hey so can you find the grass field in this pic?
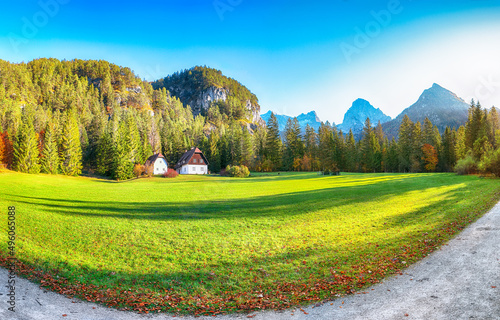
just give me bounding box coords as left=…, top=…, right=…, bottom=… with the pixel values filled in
left=0, top=171, right=499, bottom=315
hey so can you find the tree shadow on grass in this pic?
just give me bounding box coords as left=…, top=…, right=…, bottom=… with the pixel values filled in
left=5, top=174, right=472, bottom=222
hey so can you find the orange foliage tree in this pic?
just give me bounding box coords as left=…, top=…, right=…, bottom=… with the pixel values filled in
left=422, top=143, right=438, bottom=172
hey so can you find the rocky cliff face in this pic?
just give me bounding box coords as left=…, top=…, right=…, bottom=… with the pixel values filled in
left=194, top=86, right=264, bottom=126
left=337, top=99, right=391, bottom=134
left=151, top=66, right=265, bottom=128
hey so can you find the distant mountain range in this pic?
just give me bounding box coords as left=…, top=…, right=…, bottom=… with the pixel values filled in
left=261, top=83, right=471, bottom=138
left=260, top=110, right=323, bottom=132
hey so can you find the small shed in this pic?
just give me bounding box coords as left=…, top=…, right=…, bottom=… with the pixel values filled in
left=175, top=147, right=209, bottom=175
left=144, top=153, right=169, bottom=175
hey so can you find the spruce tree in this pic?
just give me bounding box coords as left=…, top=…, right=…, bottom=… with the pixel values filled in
left=265, top=113, right=282, bottom=170
left=112, top=121, right=134, bottom=180
left=60, top=111, right=82, bottom=176
left=96, top=128, right=114, bottom=176
left=13, top=113, right=41, bottom=174
left=397, top=115, right=414, bottom=172
left=345, top=129, right=357, bottom=172
left=41, top=121, right=60, bottom=174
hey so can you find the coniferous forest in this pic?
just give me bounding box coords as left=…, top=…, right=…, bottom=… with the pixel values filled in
left=1, top=58, right=499, bottom=179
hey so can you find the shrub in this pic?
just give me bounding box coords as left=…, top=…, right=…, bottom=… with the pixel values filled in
left=454, top=153, right=477, bottom=175
left=225, top=165, right=250, bottom=178
left=478, top=148, right=500, bottom=176
left=163, top=168, right=179, bottom=178
left=133, top=164, right=145, bottom=178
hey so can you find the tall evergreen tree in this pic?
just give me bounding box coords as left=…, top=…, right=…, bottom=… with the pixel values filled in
left=40, top=120, right=60, bottom=174
left=59, top=110, right=82, bottom=176
left=265, top=113, right=282, bottom=170
left=345, top=129, right=358, bottom=172
left=13, top=112, right=41, bottom=174
left=398, top=115, right=414, bottom=172
left=439, top=126, right=456, bottom=172
left=318, top=122, right=334, bottom=170
left=112, top=120, right=134, bottom=180
left=455, top=126, right=467, bottom=161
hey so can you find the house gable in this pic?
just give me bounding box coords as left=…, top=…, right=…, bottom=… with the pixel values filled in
left=175, top=147, right=209, bottom=175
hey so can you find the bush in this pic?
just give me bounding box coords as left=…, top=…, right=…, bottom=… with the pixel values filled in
left=478, top=148, right=500, bottom=176
left=225, top=165, right=250, bottom=178
left=454, top=153, right=478, bottom=175
left=163, top=168, right=179, bottom=178
left=133, top=164, right=145, bottom=178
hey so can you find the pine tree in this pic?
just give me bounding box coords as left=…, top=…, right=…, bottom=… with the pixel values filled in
left=40, top=121, right=60, bottom=174
left=345, top=129, right=357, bottom=172
left=13, top=113, right=41, bottom=174
left=304, top=124, right=317, bottom=159
left=265, top=113, right=282, bottom=170
left=112, top=120, right=133, bottom=180
left=386, top=137, right=399, bottom=172
left=465, top=100, right=483, bottom=151
left=397, top=115, right=414, bottom=172
left=60, top=111, right=82, bottom=176
left=125, top=111, right=141, bottom=163
left=439, top=127, right=456, bottom=172
left=455, top=126, right=467, bottom=161
left=333, top=129, right=345, bottom=171
left=361, top=118, right=380, bottom=172
left=138, top=131, right=153, bottom=165
left=488, top=106, right=499, bottom=147
left=240, top=128, right=253, bottom=167
left=318, top=122, right=334, bottom=171
left=96, top=128, right=114, bottom=176
left=208, top=129, right=221, bottom=173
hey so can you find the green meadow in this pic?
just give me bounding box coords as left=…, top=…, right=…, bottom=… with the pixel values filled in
left=0, top=171, right=499, bottom=315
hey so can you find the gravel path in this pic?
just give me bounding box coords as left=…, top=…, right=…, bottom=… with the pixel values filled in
left=2, top=202, right=499, bottom=320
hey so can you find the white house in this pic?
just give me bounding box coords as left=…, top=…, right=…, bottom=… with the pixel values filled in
left=175, top=147, right=209, bottom=175
left=144, top=153, right=169, bottom=175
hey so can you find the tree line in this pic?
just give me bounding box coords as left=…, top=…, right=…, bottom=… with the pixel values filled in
left=255, top=101, right=499, bottom=175
left=1, top=58, right=499, bottom=178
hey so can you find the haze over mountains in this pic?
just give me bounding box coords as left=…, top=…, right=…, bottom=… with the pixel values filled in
left=261, top=83, right=471, bottom=138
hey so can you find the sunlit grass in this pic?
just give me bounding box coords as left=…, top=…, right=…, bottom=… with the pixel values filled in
left=0, top=171, right=498, bottom=314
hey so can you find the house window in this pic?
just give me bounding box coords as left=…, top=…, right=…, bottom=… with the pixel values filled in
left=193, top=159, right=197, bottom=163
left=200, top=167, right=203, bottom=172
left=192, top=167, right=195, bottom=172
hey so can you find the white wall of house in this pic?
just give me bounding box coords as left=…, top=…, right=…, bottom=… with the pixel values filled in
left=179, top=164, right=207, bottom=175
left=153, top=158, right=168, bottom=175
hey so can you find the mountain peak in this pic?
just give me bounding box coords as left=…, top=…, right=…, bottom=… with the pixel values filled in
left=337, top=99, right=391, bottom=133
left=381, top=83, right=470, bottom=138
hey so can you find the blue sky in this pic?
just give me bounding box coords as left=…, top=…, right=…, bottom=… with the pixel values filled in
left=1, top=0, right=500, bottom=124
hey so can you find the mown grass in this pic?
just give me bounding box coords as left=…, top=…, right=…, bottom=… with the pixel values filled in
left=0, top=171, right=499, bottom=315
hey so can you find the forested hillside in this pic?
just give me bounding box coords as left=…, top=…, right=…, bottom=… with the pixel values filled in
left=0, top=58, right=262, bottom=179
left=1, top=58, right=499, bottom=179
left=152, top=66, right=263, bottom=125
